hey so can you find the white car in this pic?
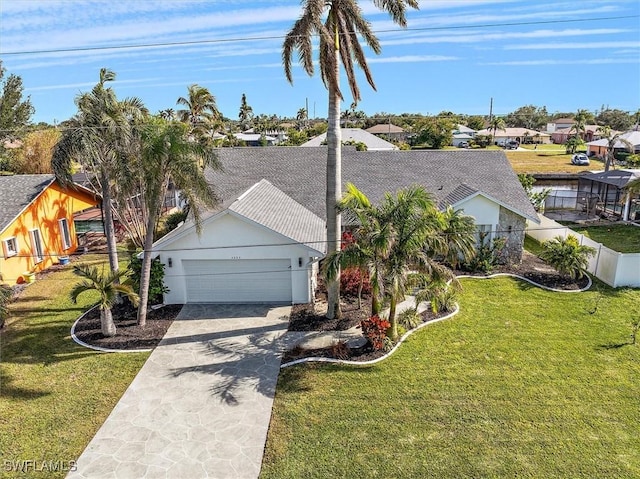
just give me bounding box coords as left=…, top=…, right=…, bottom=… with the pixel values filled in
left=571, top=153, right=590, bottom=166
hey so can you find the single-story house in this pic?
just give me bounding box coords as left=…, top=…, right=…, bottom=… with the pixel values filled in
left=0, top=175, right=98, bottom=284
left=586, top=130, right=640, bottom=157
left=453, top=124, right=477, bottom=137
left=149, top=148, right=538, bottom=305
left=365, top=123, right=407, bottom=141
left=301, top=128, right=398, bottom=150
left=150, top=179, right=325, bottom=305
left=476, top=127, right=551, bottom=144
left=233, top=132, right=277, bottom=146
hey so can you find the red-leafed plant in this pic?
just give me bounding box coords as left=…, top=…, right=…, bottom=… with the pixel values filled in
left=339, top=231, right=371, bottom=305
left=360, top=315, right=391, bottom=351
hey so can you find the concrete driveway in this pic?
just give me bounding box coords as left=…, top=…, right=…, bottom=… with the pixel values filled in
left=68, top=304, right=291, bottom=479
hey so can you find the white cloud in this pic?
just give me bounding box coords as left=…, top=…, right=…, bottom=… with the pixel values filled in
left=368, top=55, right=457, bottom=63
left=483, top=58, right=639, bottom=66
left=505, top=41, right=640, bottom=50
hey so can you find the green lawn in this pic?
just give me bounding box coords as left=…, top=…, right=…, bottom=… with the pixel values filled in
left=262, top=278, right=640, bottom=478
left=505, top=149, right=602, bottom=174
left=566, top=224, right=640, bottom=253
left=0, top=256, right=149, bottom=479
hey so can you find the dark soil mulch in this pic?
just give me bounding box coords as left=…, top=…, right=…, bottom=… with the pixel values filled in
left=73, top=303, right=183, bottom=350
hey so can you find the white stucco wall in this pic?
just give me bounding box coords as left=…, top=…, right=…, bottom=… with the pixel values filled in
left=456, top=195, right=501, bottom=233
left=154, top=212, right=321, bottom=304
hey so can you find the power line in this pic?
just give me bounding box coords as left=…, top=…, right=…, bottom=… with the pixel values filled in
left=1, top=14, right=637, bottom=56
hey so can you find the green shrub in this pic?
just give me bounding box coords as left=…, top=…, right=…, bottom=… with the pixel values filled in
left=128, top=255, right=169, bottom=305
left=398, top=307, right=422, bottom=330
left=430, top=288, right=458, bottom=314
left=540, top=235, right=596, bottom=280
left=464, top=233, right=506, bottom=273
left=160, top=210, right=188, bottom=237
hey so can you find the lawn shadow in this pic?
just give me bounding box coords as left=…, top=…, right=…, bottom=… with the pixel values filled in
left=0, top=369, right=51, bottom=400
left=596, top=341, right=633, bottom=350
left=1, top=322, right=98, bottom=365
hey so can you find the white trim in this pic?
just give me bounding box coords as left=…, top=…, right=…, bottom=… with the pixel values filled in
left=2, top=237, right=18, bottom=258
left=452, top=190, right=540, bottom=224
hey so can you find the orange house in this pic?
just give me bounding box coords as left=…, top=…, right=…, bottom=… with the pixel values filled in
left=0, top=175, right=98, bottom=285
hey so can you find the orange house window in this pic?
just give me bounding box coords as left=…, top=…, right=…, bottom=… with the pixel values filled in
left=29, top=229, right=44, bottom=264
left=59, top=218, right=72, bottom=250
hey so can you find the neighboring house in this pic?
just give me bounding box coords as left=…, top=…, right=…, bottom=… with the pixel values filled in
left=452, top=133, right=474, bottom=147
left=476, top=127, right=551, bottom=145
left=301, top=128, right=398, bottom=150
left=365, top=123, right=407, bottom=141
left=586, top=130, right=640, bottom=157
left=453, top=124, right=477, bottom=137
left=233, top=132, right=277, bottom=146
left=0, top=175, right=98, bottom=284
left=149, top=179, right=325, bottom=305
left=146, top=148, right=537, bottom=305
left=545, top=118, right=575, bottom=133
left=551, top=124, right=604, bottom=144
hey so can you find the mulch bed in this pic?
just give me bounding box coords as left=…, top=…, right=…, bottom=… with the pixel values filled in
left=73, top=303, right=182, bottom=351
left=74, top=251, right=588, bottom=355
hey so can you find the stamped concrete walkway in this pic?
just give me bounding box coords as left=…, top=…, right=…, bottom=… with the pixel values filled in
left=68, top=304, right=291, bottom=479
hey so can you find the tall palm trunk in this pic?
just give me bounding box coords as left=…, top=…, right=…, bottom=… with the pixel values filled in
left=100, top=307, right=116, bottom=337
left=388, top=297, right=398, bottom=341
left=137, top=206, right=160, bottom=327
left=100, top=169, right=119, bottom=275
left=326, top=25, right=342, bottom=320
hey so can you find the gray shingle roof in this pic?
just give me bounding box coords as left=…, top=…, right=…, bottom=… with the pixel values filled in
left=229, top=180, right=326, bottom=254
left=206, top=147, right=538, bottom=222
left=439, top=183, right=479, bottom=209
left=301, top=128, right=397, bottom=150
left=0, top=174, right=55, bottom=233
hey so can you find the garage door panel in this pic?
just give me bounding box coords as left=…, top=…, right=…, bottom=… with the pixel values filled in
left=183, top=259, right=292, bottom=303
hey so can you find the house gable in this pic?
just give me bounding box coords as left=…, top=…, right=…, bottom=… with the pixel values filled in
left=0, top=176, right=98, bottom=284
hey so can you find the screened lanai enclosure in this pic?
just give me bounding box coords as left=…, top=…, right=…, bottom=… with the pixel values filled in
left=543, top=169, right=640, bottom=222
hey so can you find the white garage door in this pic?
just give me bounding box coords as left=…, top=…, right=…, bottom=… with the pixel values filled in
left=183, top=259, right=292, bottom=303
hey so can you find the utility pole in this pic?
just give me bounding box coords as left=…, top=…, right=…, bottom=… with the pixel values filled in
left=489, top=97, right=493, bottom=122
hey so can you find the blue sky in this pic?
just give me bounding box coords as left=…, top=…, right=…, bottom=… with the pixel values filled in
left=1, top=0, right=639, bottom=125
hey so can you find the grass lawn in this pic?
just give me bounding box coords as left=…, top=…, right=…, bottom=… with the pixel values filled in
left=0, top=256, right=149, bottom=479
left=505, top=150, right=603, bottom=174
left=262, top=278, right=640, bottom=478
left=566, top=223, right=640, bottom=253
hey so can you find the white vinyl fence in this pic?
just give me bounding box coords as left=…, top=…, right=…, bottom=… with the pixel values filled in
left=526, top=214, right=640, bottom=288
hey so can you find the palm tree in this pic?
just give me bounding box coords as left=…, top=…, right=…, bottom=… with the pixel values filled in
left=52, top=68, right=147, bottom=275
left=540, top=235, right=596, bottom=281
left=326, top=183, right=475, bottom=341
left=283, top=0, right=419, bottom=319
left=597, top=126, right=634, bottom=171
left=238, top=93, right=254, bottom=130
left=177, top=84, right=221, bottom=139
left=570, top=109, right=591, bottom=140
left=70, top=265, right=139, bottom=337
left=296, top=107, right=308, bottom=130
left=488, top=117, right=506, bottom=145
left=128, top=117, right=221, bottom=326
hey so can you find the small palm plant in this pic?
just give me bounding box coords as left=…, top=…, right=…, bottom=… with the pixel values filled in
left=70, top=265, right=139, bottom=337
left=540, top=235, right=596, bottom=280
